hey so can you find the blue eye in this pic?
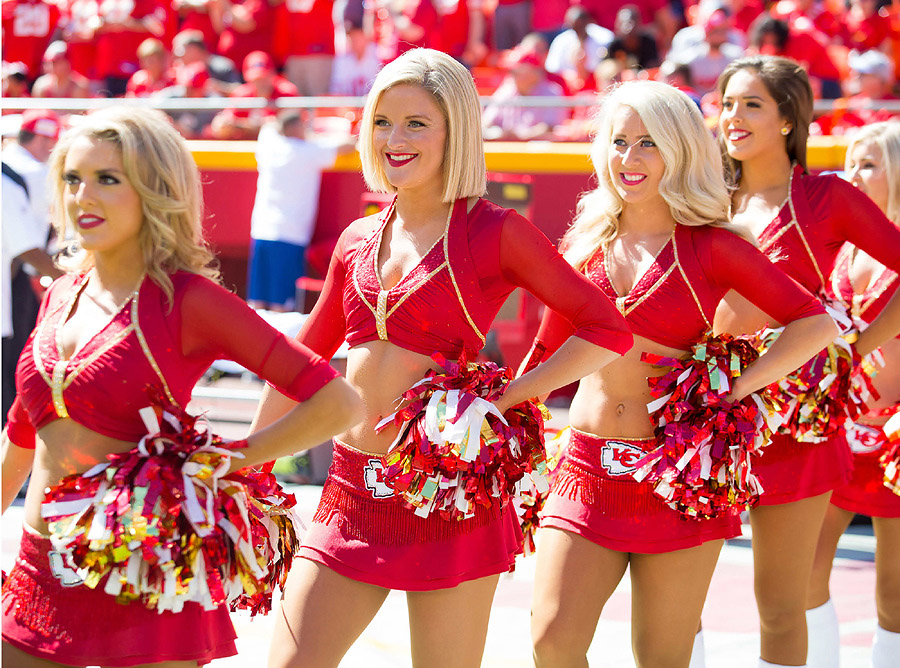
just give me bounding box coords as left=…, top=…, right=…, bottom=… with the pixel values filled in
left=612, top=138, right=627, bottom=147
left=640, top=139, right=656, bottom=148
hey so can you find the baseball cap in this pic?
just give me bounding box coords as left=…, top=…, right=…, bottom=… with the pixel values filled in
left=243, top=51, right=274, bottom=81
left=43, top=41, right=69, bottom=62
left=21, top=109, right=61, bottom=139
left=848, top=49, right=893, bottom=81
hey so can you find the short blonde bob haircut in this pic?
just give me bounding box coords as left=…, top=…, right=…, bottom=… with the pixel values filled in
left=49, top=106, right=219, bottom=305
left=358, top=48, right=486, bottom=203
left=846, top=121, right=900, bottom=225
left=562, top=81, right=736, bottom=270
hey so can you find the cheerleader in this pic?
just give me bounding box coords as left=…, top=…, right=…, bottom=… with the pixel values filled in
left=526, top=80, right=834, bottom=667
left=250, top=48, right=633, bottom=668
left=806, top=121, right=900, bottom=668
left=716, top=57, right=900, bottom=668
left=0, top=107, right=363, bottom=667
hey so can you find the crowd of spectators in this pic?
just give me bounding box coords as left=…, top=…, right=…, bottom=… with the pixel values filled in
left=3, top=0, right=899, bottom=140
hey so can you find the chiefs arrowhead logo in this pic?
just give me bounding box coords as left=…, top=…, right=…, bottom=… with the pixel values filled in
left=600, top=440, right=645, bottom=476
left=363, top=458, right=395, bottom=499
left=48, top=551, right=84, bottom=587
left=845, top=423, right=885, bottom=454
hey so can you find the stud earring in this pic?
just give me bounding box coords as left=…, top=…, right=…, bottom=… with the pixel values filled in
left=781, top=127, right=791, bottom=136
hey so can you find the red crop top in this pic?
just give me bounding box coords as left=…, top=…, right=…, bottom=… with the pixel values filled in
left=830, top=243, right=900, bottom=332
left=530, top=223, right=825, bottom=357
left=759, top=165, right=900, bottom=296
left=297, top=196, right=634, bottom=360
left=6, top=271, right=339, bottom=449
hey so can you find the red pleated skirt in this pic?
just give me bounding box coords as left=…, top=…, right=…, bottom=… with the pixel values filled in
left=830, top=423, right=900, bottom=518
left=754, top=431, right=853, bottom=506
left=297, top=440, right=523, bottom=591
left=539, top=429, right=741, bottom=554
left=1, top=526, right=236, bottom=666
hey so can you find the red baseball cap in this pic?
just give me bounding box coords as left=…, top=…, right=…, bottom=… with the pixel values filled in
left=243, top=51, right=274, bottom=81
left=20, top=109, right=61, bottom=140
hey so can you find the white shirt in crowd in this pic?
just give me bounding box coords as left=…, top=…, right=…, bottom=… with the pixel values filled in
left=329, top=42, right=382, bottom=96
left=545, top=23, right=615, bottom=77
left=2, top=174, right=45, bottom=338
left=250, top=123, right=338, bottom=247
left=3, top=142, right=52, bottom=234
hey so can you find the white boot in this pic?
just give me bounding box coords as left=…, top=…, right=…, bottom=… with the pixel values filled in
left=807, top=599, right=840, bottom=668
left=759, top=661, right=808, bottom=667
left=871, top=625, right=900, bottom=668
left=689, top=630, right=705, bottom=668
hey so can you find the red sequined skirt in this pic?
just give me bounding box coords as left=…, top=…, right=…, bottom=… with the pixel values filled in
left=540, top=430, right=741, bottom=554
left=830, top=423, right=900, bottom=518
left=1, top=526, right=236, bottom=666
left=754, top=431, right=853, bottom=506
left=298, top=440, right=523, bottom=591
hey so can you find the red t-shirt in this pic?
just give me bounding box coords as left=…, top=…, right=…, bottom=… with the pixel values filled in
left=373, top=0, right=439, bottom=63
left=532, top=0, right=569, bottom=32
left=580, top=0, right=666, bottom=30
left=125, top=67, right=175, bottom=96
left=177, top=2, right=218, bottom=52
left=434, top=0, right=469, bottom=60
left=782, top=27, right=840, bottom=81
left=842, top=10, right=892, bottom=51
left=226, top=76, right=297, bottom=119
left=58, top=0, right=100, bottom=79
left=216, top=0, right=273, bottom=69
left=94, top=0, right=175, bottom=80
left=2, top=0, right=62, bottom=78
left=273, top=0, right=335, bottom=62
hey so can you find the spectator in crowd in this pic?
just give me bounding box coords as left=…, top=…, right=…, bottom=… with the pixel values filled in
left=492, top=0, right=532, bottom=51
left=173, top=0, right=219, bottom=51
left=580, top=0, right=677, bottom=52
left=1, top=110, right=63, bottom=421
left=31, top=41, right=92, bottom=98
left=57, top=0, right=101, bottom=84
left=769, top=0, right=844, bottom=44
left=370, top=0, right=440, bottom=63
left=435, top=0, right=487, bottom=67
left=1, top=0, right=61, bottom=84
left=749, top=13, right=843, bottom=98
left=545, top=6, right=613, bottom=93
left=126, top=37, right=175, bottom=97
left=156, top=62, right=222, bottom=138
left=669, top=1, right=747, bottom=64
left=210, top=50, right=298, bottom=140
left=813, top=49, right=899, bottom=134
left=676, top=7, right=744, bottom=94
left=657, top=59, right=703, bottom=106
left=531, top=0, right=571, bottom=42
left=94, top=0, right=175, bottom=97
left=274, top=0, right=336, bottom=97
left=172, top=28, right=240, bottom=95
left=2, top=62, right=31, bottom=99
left=727, top=0, right=766, bottom=34
left=607, top=4, right=661, bottom=70
left=247, top=110, right=354, bottom=312
left=843, top=0, right=893, bottom=52
left=330, top=19, right=383, bottom=96
left=483, top=46, right=567, bottom=140
left=210, top=0, right=274, bottom=73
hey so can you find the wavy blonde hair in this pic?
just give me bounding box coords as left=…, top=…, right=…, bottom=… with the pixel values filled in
left=49, top=106, right=219, bottom=305
left=357, top=48, right=486, bottom=203
left=562, top=81, right=737, bottom=270
left=846, top=121, right=900, bottom=225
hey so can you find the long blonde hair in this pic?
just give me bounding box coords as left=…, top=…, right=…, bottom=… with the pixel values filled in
left=846, top=121, right=900, bottom=225
left=562, top=81, right=736, bottom=270
left=49, top=106, right=219, bottom=305
left=357, top=48, right=486, bottom=203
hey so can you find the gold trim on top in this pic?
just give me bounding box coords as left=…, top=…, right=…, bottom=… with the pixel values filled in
left=443, top=229, right=487, bottom=345
left=672, top=234, right=712, bottom=330
left=859, top=271, right=898, bottom=316
left=129, top=294, right=177, bottom=406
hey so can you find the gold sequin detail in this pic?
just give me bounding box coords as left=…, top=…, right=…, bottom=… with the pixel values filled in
left=375, top=290, right=389, bottom=340
left=51, top=360, right=68, bottom=418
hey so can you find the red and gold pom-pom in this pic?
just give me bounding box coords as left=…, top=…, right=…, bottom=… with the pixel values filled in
left=756, top=303, right=881, bottom=443
left=633, top=333, right=782, bottom=519
left=881, top=411, right=900, bottom=496
left=41, top=392, right=301, bottom=615
left=515, top=426, right=569, bottom=555
left=375, top=351, right=550, bottom=523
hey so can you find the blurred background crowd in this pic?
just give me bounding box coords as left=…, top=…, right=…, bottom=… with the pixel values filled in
left=3, top=0, right=900, bottom=141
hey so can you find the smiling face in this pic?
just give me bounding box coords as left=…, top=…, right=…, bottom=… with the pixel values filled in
left=607, top=104, right=665, bottom=208
left=847, top=140, right=889, bottom=214
left=719, top=67, right=791, bottom=164
left=63, top=136, right=143, bottom=261
left=372, top=83, right=447, bottom=199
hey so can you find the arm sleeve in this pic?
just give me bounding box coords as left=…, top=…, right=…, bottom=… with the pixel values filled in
left=295, top=227, right=350, bottom=360
left=829, top=178, right=900, bottom=275
left=499, top=212, right=633, bottom=355
left=707, top=229, right=825, bottom=322
left=180, top=277, right=339, bottom=402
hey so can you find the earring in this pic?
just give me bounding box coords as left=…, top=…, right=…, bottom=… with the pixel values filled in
left=781, top=127, right=791, bottom=136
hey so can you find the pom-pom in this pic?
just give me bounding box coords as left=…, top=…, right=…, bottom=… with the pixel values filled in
left=515, top=426, right=568, bottom=555
left=375, top=352, right=549, bottom=522
left=881, top=411, right=900, bottom=496
left=632, top=333, right=783, bottom=519
left=41, top=396, right=302, bottom=615
left=756, top=302, right=881, bottom=443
